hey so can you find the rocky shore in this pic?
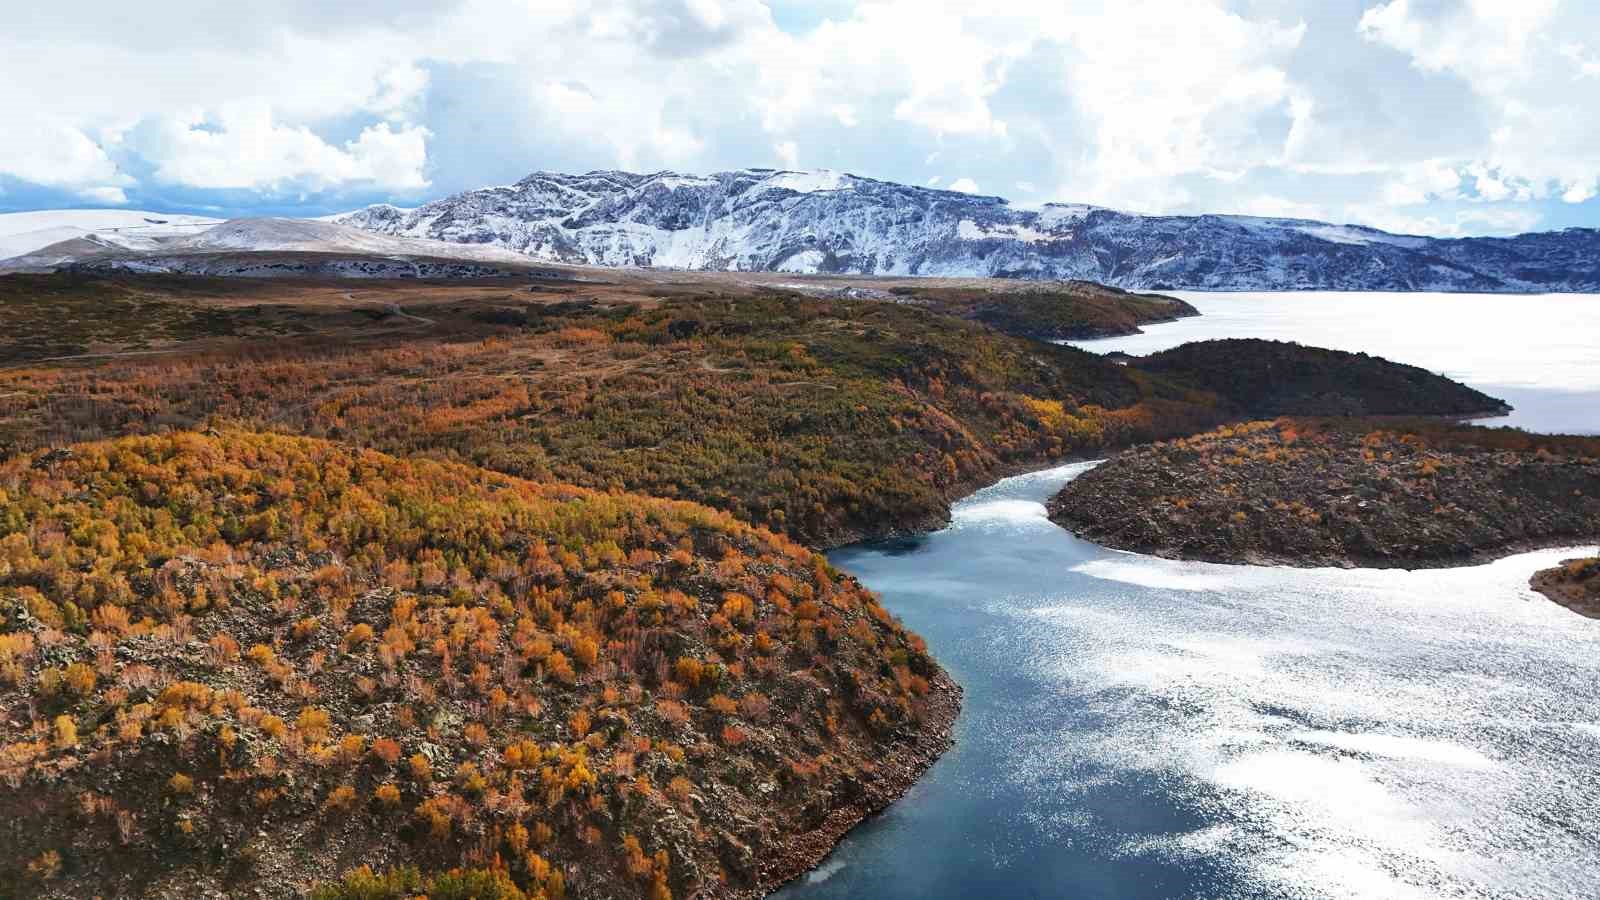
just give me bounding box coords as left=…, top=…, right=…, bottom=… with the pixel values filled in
left=1531, top=557, right=1600, bottom=619
left=749, top=670, right=960, bottom=897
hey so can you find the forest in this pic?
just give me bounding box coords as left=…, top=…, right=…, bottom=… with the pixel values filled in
left=0, top=270, right=1533, bottom=897
left=0, top=274, right=1230, bottom=548
left=0, top=431, right=955, bottom=897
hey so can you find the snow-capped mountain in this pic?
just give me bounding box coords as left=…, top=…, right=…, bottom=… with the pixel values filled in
left=339, top=168, right=1600, bottom=292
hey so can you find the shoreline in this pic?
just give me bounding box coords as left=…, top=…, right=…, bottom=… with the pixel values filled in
left=763, top=450, right=1596, bottom=895
left=749, top=667, right=962, bottom=898
left=1530, top=559, right=1600, bottom=619
left=1051, top=523, right=1600, bottom=574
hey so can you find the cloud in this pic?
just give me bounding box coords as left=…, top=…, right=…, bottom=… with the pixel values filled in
left=947, top=177, right=980, bottom=194
left=1381, top=159, right=1464, bottom=206
left=131, top=107, right=429, bottom=192
left=0, top=1, right=1594, bottom=234
left=774, top=140, right=800, bottom=169
left=1228, top=195, right=1329, bottom=221
left=0, top=116, right=131, bottom=201
left=1359, top=0, right=1600, bottom=206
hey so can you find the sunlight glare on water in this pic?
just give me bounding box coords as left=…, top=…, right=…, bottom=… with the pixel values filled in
left=780, top=462, right=1600, bottom=900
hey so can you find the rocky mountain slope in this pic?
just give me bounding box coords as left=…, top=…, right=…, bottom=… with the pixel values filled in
left=339, top=168, right=1600, bottom=292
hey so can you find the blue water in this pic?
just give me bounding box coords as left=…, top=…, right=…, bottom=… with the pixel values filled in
left=781, top=295, right=1600, bottom=899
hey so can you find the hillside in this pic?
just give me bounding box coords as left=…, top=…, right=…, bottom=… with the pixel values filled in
left=1530, top=558, right=1600, bottom=619
left=0, top=431, right=956, bottom=898
left=0, top=272, right=1227, bottom=548
left=338, top=168, right=1600, bottom=292
left=1130, top=339, right=1509, bottom=417
left=889, top=281, right=1198, bottom=340
left=0, top=274, right=1516, bottom=550
left=0, top=210, right=222, bottom=261
left=1047, top=419, right=1600, bottom=568
left=0, top=218, right=545, bottom=278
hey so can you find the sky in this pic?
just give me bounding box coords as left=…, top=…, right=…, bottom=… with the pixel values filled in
left=3, top=0, right=1599, bottom=237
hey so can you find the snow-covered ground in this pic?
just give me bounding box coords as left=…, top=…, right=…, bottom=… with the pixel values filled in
left=0, top=210, right=222, bottom=259
left=0, top=216, right=542, bottom=276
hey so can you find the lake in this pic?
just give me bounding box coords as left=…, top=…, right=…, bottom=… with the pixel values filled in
left=1073, top=291, right=1600, bottom=435
left=779, top=293, right=1600, bottom=899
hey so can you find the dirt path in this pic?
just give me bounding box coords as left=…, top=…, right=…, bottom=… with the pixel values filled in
left=345, top=292, right=437, bottom=328
left=33, top=347, right=187, bottom=363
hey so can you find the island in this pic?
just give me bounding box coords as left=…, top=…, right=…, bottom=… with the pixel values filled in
left=1049, top=418, right=1600, bottom=569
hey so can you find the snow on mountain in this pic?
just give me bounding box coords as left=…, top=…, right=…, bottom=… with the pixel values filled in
left=338, top=168, right=1600, bottom=292
left=0, top=209, right=222, bottom=259
left=0, top=217, right=542, bottom=278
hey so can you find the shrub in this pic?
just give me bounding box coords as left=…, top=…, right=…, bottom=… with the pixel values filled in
left=343, top=623, right=375, bottom=651
left=408, top=753, right=432, bottom=784
left=297, top=707, right=332, bottom=744
left=27, top=850, right=63, bottom=881
left=370, top=737, right=403, bottom=766
left=324, top=785, right=358, bottom=814
left=63, top=662, right=96, bottom=698
left=52, top=715, right=77, bottom=749
left=374, top=783, right=402, bottom=808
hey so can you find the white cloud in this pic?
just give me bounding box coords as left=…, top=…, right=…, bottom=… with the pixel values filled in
left=0, top=115, right=130, bottom=200
left=0, top=1, right=1592, bottom=235
left=76, top=186, right=130, bottom=205
left=1381, top=159, right=1463, bottom=206
left=774, top=140, right=800, bottom=169
left=1229, top=195, right=1328, bottom=221
left=137, top=106, right=429, bottom=192
left=1359, top=0, right=1600, bottom=206
left=947, top=177, right=979, bottom=194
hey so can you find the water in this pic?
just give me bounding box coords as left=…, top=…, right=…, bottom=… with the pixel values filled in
left=781, top=468, right=1599, bottom=899
left=1070, top=292, right=1600, bottom=435
left=780, top=293, right=1600, bottom=899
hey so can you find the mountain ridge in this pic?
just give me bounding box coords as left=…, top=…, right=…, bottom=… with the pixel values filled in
left=338, top=167, right=1600, bottom=292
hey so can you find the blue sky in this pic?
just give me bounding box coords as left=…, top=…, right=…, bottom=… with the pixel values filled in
left=3, top=0, right=1598, bottom=236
